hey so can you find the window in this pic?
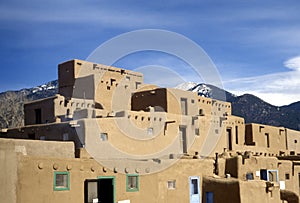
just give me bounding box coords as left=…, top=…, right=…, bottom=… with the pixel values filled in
left=191, top=179, right=198, bottom=194
left=180, top=98, right=188, bottom=115
left=54, top=171, right=70, bottom=191
left=199, top=109, right=204, bottom=115
left=268, top=170, right=277, bottom=182
left=195, top=128, right=200, bottom=136
left=100, top=133, right=108, bottom=141
left=285, top=173, right=290, bottom=180
left=246, top=172, right=254, bottom=180
left=167, top=180, right=176, bottom=189
left=147, top=128, right=153, bottom=135
left=126, top=174, right=139, bottom=192
left=260, top=169, right=278, bottom=182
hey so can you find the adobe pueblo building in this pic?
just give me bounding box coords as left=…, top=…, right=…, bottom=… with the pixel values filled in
left=1, top=59, right=300, bottom=203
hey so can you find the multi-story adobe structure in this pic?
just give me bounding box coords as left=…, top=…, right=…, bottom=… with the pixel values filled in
left=1, top=59, right=300, bottom=203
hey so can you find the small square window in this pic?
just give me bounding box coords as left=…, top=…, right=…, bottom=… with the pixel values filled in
left=100, top=133, right=108, bottom=141
left=246, top=172, right=254, bottom=180
left=126, top=174, right=139, bottom=192
left=295, top=140, right=298, bottom=144
left=167, top=180, right=176, bottom=189
left=54, top=171, right=70, bottom=191
left=285, top=173, right=290, bottom=180
left=147, top=128, right=153, bottom=135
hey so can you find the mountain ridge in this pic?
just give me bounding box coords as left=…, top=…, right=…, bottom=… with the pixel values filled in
left=0, top=81, right=299, bottom=131
left=176, top=82, right=300, bottom=131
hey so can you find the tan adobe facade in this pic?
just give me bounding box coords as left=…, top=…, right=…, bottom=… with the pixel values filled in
left=1, top=59, right=300, bottom=203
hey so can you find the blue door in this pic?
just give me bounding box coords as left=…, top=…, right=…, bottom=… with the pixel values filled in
left=206, top=192, right=213, bottom=203
left=189, top=176, right=200, bottom=203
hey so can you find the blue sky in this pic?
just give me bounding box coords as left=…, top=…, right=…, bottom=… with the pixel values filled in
left=1, top=0, right=300, bottom=106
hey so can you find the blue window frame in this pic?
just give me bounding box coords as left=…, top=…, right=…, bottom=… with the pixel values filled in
left=260, top=169, right=278, bottom=182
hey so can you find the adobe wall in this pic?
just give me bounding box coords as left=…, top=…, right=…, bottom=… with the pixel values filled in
left=225, top=156, right=278, bottom=180
left=244, top=123, right=287, bottom=155
left=239, top=180, right=281, bottom=203
left=0, top=139, right=75, bottom=203
left=58, top=60, right=78, bottom=99
left=223, top=155, right=299, bottom=197
left=0, top=138, right=75, bottom=158
left=24, top=96, right=56, bottom=125
left=286, top=128, right=300, bottom=155
left=132, top=87, right=232, bottom=117
left=278, top=160, right=294, bottom=193
left=203, top=176, right=281, bottom=203
left=58, top=59, right=144, bottom=112
left=131, top=88, right=168, bottom=112
left=79, top=111, right=236, bottom=161
left=0, top=140, right=18, bottom=203
left=202, top=176, right=241, bottom=203
left=2, top=122, right=82, bottom=148
left=8, top=138, right=214, bottom=203
left=24, top=94, right=95, bottom=125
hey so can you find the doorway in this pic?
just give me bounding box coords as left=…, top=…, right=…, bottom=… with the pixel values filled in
left=84, top=176, right=115, bottom=203
left=189, top=176, right=200, bottom=203
left=226, top=128, right=232, bottom=150
left=179, top=126, right=187, bottom=154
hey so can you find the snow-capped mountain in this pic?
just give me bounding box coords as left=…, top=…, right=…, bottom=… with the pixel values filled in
left=175, top=82, right=300, bottom=131
left=0, top=80, right=300, bottom=131
left=175, top=82, right=198, bottom=91
left=175, top=82, right=211, bottom=97
left=0, top=80, right=58, bottom=128
left=31, top=80, right=58, bottom=93
left=175, top=82, right=236, bottom=102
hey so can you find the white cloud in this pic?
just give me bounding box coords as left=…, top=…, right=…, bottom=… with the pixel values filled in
left=0, top=1, right=184, bottom=28
left=223, top=56, right=300, bottom=106
left=284, top=56, right=300, bottom=71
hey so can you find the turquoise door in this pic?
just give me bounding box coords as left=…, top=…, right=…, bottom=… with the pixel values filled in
left=189, top=176, right=200, bottom=203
